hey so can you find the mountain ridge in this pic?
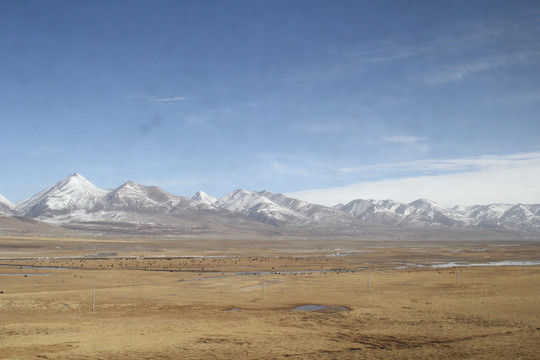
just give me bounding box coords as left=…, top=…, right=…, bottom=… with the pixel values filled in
left=0, top=193, right=15, bottom=215
left=5, top=173, right=540, bottom=234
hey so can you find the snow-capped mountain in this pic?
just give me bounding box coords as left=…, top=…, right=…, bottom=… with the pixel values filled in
left=336, top=199, right=401, bottom=225
left=401, top=199, right=470, bottom=227
left=103, top=181, right=186, bottom=214
left=15, top=174, right=223, bottom=223
left=257, top=191, right=353, bottom=223
left=454, top=203, right=513, bottom=221
left=338, top=198, right=540, bottom=231
left=215, top=189, right=306, bottom=225
left=452, top=203, right=514, bottom=229
left=0, top=194, right=15, bottom=215
left=213, top=189, right=358, bottom=228
left=191, top=191, right=217, bottom=205
left=6, top=173, right=540, bottom=234
left=10, top=174, right=259, bottom=234
left=497, top=204, right=540, bottom=230
left=338, top=198, right=472, bottom=228
left=16, top=173, right=108, bottom=219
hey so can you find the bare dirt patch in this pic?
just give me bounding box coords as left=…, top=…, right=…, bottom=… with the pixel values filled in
left=1, top=236, right=539, bottom=359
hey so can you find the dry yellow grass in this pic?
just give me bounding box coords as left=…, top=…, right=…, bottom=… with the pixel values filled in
left=1, top=236, right=539, bottom=359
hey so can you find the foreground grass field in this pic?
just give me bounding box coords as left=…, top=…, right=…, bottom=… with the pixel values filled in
left=0, top=236, right=539, bottom=359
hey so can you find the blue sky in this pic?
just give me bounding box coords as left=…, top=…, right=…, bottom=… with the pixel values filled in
left=1, top=0, right=540, bottom=207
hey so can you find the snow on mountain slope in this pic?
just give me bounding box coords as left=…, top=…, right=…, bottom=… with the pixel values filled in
left=338, top=198, right=470, bottom=227
left=0, top=194, right=14, bottom=208
left=338, top=197, right=540, bottom=230
left=13, top=174, right=230, bottom=225
left=191, top=191, right=217, bottom=205
left=407, top=199, right=442, bottom=212
left=337, top=199, right=402, bottom=225
left=215, top=189, right=271, bottom=212
left=400, top=199, right=470, bottom=227
left=337, top=199, right=374, bottom=218
left=499, top=204, right=540, bottom=230
left=102, top=181, right=187, bottom=214
left=376, top=199, right=405, bottom=212
left=529, top=204, right=540, bottom=216
left=215, top=189, right=307, bottom=225
left=15, top=173, right=108, bottom=219
left=456, top=204, right=513, bottom=222
left=214, top=189, right=359, bottom=227
left=256, top=191, right=352, bottom=223
left=9, top=173, right=540, bottom=232
left=0, top=193, right=15, bottom=215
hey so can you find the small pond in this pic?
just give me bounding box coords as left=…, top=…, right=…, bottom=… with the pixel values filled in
left=0, top=273, right=55, bottom=276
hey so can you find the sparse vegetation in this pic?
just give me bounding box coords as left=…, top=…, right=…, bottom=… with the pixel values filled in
left=0, top=236, right=539, bottom=359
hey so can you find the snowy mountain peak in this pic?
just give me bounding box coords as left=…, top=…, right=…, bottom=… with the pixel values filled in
left=408, top=198, right=442, bottom=210
left=116, top=180, right=144, bottom=191
left=338, top=199, right=375, bottom=217
left=5, top=173, right=540, bottom=233
left=0, top=193, right=15, bottom=215
left=52, top=173, right=105, bottom=196
left=0, top=194, right=14, bottom=209
left=103, top=181, right=188, bottom=213
left=15, top=173, right=108, bottom=218
left=191, top=191, right=217, bottom=205
left=216, top=189, right=273, bottom=212
left=232, top=189, right=252, bottom=196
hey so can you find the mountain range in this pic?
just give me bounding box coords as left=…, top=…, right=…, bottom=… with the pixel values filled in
left=1, top=173, right=539, bottom=237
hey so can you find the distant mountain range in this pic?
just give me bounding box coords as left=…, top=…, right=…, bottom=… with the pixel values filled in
left=1, top=173, right=540, bottom=237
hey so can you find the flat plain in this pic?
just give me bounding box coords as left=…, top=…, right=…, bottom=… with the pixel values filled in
left=1, top=236, right=539, bottom=359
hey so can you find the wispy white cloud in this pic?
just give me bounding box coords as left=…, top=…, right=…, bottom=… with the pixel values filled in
left=339, top=152, right=540, bottom=175
left=127, top=94, right=190, bottom=106
left=147, top=96, right=189, bottom=103
left=288, top=151, right=540, bottom=207
left=425, top=51, right=540, bottom=85
left=288, top=10, right=540, bottom=89
left=254, top=153, right=323, bottom=179
left=290, top=22, right=498, bottom=85
left=380, top=135, right=426, bottom=144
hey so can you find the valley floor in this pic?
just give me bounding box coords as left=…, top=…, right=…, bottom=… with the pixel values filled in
left=0, top=236, right=539, bottom=359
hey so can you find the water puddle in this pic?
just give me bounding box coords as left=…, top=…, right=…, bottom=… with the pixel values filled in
left=431, top=261, right=540, bottom=268
left=0, top=273, right=55, bottom=276
left=393, top=260, right=540, bottom=269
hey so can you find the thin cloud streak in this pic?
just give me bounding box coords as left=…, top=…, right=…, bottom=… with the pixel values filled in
left=148, top=96, right=189, bottom=103
left=339, top=151, right=540, bottom=175
left=425, top=51, right=540, bottom=85
left=254, top=153, right=325, bottom=179
left=380, top=135, right=426, bottom=144
left=126, top=95, right=190, bottom=105
left=291, top=12, right=540, bottom=88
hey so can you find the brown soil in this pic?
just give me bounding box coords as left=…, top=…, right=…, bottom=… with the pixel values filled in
left=1, top=236, right=539, bottom=359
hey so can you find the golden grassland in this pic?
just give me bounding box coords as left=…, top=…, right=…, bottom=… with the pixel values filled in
left=0, top=236, right=539, bottom=359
